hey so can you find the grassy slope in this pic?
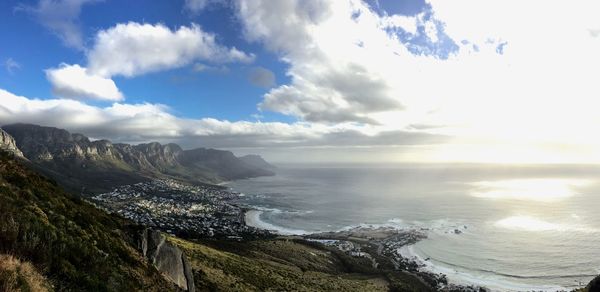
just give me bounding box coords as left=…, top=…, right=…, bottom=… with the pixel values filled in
left=0, top=151, right=175, bottom=291
left=170, top=237, right=434, bottom=292
left=0, top=254, right=51, bottom=292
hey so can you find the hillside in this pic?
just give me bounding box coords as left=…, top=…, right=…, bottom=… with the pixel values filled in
left=171, top=236, right=443, bottom=292
left=1, top=124, right=274, bottom=193
left=0, top=150, right=177, bottom=291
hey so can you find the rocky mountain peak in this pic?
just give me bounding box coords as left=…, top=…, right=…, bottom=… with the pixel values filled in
left=0, top=123, right=274, bottom=193
left=0, top=128, right=24, bottom=157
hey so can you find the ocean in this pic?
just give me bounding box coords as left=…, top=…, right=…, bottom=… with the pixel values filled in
left=227, top=163, right=600, bottom=291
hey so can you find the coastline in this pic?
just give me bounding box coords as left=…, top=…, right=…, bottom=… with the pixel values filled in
left=398, top=245, right=568, bottom=292
left=240, top=206, right=578, bottom=292
left=241, top=207, right=485, bottom=291
left=244, top=209, right=311, bottom=235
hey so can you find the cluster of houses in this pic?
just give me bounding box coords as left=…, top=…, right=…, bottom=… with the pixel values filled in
left=91, top=179, right=271, bottom=239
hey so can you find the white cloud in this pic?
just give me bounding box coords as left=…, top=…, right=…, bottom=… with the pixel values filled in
left=4, top=58, right=21, bottom=74
left=184, top=0, right=225, bottom=13
left=44, top=22, right=254, bottom=101
left=0, top=88, right=442, bottom=152
left=235, top=0, right=408, bottom=123
left=87, top=22, right=254, bottom=77
left=45, top=64, right=123, bottom=101
left=232, top=0, right=600, bottom=162
left=16, top=0, right=98, bottom=50
left=381, top=14, right=418, bottom=34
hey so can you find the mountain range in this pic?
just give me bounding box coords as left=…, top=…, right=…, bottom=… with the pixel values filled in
left=0, top=124, right=274, bottom=194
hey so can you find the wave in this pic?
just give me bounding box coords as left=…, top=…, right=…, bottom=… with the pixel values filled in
left=399, top=245, right=571, bottom=292
left=244, top=210, right=312, bottom=235
left=245, top=208, right=468, bottom=237
left=249, top=206, right=314, bottom=215
left=335, top=218, right=470, bottom=237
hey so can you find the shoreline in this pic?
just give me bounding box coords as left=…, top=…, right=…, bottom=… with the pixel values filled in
left=241, top=207, right=484, bottom=291
left=244, top=209, right=311, bottom=235
left=240, top=207, right=577, bottom=292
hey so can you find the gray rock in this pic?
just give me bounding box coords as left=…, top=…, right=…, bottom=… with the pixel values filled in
left=138, top=229, right=195, bottom=292
left=0, top=128, right=24, bottom=157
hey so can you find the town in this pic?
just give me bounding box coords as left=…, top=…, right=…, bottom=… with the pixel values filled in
left=90, top=179, right=272, bottom=239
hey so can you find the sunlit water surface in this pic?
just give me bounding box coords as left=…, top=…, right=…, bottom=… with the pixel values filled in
left=228, top=163, right=600, bottom=291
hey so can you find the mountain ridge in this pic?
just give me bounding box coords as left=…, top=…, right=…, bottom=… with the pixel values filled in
left=1, top=123, right=274, bottom=194
left=239, top=154, right=276, bottom=171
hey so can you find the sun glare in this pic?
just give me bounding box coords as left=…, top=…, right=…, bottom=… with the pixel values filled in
left=494, top=216, right=563, bottom=232
left=470, top=179, right=589, bottom=202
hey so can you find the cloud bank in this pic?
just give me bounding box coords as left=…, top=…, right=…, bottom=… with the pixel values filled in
left=0, top=88, right=444, bottom=151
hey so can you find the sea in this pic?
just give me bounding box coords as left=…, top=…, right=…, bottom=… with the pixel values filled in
left=227, top=163, right=600, bottom=291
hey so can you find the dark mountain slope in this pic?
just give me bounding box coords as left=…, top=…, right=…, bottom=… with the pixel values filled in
left=2, top=124, right=274, bottom=194
left=181, top=148, right=274, bottom=181
left=239, top=154, right=276, bottom=171
left=0, top=150, right=177, bottom=291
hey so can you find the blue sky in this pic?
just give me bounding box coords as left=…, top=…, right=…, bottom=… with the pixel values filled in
left=2, top=0, right=599, bottom=163
left=1, top=0, right=295, bottom=122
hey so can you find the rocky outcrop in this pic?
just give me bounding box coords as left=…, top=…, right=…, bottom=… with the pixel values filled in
left=2, top=124, right=123, bottom=162
left=584, top=275, right=600, bottom=291
left=137, top=229, right=195, bottom=292
left=0, top=128, right=23, bottom=157
left=134, top=142, right=183, bottom=171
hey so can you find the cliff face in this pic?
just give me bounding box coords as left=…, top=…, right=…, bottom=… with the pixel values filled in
left=2, top=124, right=125, bottom=164
left=0, top=124, right=274, bottom=193
left=134, top=142, right=183, bottom=171
left=0, top=128, right=23, bottom=157
left=137, top=229, right=195, bottom=292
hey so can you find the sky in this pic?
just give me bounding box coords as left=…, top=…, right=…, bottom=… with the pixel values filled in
left=1, top=0, right=600, bottom=163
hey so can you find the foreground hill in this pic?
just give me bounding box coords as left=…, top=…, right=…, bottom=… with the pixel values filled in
left=0, top=150, right=177, bottom=291
left=1, top=124, right=274, bottom=193
left=169, top=236, right=448, bottom=292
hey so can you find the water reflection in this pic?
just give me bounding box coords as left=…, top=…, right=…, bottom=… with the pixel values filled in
left=470, top=179, right=589, bottom=202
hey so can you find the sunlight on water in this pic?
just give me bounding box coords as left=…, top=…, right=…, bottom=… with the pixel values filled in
left=470, top=179, right=590, bottom=202
left=494, top=216, right=563, bottom=232
left=494, top=216, right=598, bottom=233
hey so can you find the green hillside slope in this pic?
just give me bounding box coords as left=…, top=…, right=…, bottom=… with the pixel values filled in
left=0, top=151, right=175, bottom=291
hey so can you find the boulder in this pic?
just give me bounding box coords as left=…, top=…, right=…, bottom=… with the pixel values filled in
left=138, top=229, right=195, bottom=292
